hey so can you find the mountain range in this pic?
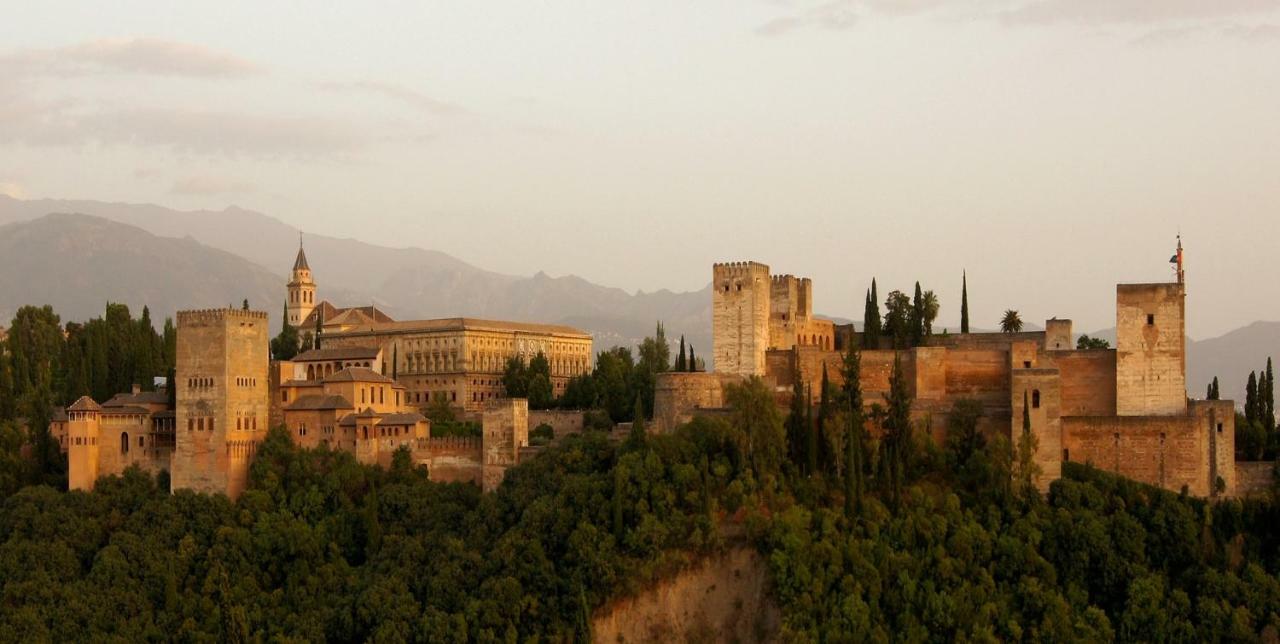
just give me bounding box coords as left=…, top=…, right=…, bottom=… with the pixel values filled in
left=1, top=195, right=1275, bottom=408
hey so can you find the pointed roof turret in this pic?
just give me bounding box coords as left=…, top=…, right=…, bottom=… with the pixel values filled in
left=293, top=233, right=310, bottom=271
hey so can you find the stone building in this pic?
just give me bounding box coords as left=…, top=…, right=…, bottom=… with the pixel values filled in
left=284, top=243, right=593, bottom=412
left=58, top=386, right=176, bottom=492
left=659, top=245, right=1248, bottom=498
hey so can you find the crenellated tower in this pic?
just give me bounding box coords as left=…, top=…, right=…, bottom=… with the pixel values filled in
left=287, top=235, right=316, bottom=328
left=713, top=261, right=771, bottom=376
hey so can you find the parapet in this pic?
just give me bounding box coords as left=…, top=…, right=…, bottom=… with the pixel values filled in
left=177, top=308, right=269, bottom=325
left=713, top=261, right=771, bottom=280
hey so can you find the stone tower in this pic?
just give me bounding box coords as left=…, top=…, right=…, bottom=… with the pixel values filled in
left=66, top=396, right=102, bottom=491
left=1115, top=243, right=1187, bottom=416
left=713, top=261, right=771, bottom=377
left=1044, top=318, right=1073, bottom=351
left=172, top=308, right=270, bottom=499
left=287, top=237, right=316, bottom=328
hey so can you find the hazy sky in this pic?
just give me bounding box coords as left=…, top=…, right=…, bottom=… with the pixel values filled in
left=2, top=1, right=1279, bottom=339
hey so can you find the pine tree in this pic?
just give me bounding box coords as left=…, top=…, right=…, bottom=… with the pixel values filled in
left=677, top=336, right=687, bottom=372
left=961, top=271, right=970, bottom=334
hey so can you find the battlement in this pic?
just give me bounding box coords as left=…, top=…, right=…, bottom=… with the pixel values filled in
left=713, top=261, right=770, bottom=280
left=424, top=436, right=482, bottom=449
left=177, top=308, right=269, bottom=324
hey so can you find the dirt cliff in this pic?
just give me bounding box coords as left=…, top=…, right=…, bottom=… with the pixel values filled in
left=591, top=547, right=779, bottom=643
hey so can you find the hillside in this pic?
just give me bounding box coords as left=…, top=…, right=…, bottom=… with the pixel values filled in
left=0, top=214, right=292, bottom=326
left=0, top=196, right=712, bottom=350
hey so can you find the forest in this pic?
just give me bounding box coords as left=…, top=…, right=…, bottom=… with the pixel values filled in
left=2, top=372, right=1280, bottom=641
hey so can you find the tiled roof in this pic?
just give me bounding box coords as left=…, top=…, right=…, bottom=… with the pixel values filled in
left=322, top=367, right=396, bottom=384
left=67, top=396, right=101, bottom=412
left=293, top=245, right=310, bottom=271
left=380, top=412, right=427, bottom=425
left=102, top=391, right=168, bottom=407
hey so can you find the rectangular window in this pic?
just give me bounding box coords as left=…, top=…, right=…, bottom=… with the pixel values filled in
left=1147, top=314, right=1155, bottom=325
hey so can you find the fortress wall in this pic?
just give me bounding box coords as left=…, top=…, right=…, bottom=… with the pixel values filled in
left=1062, top=415, right=1209, bottom=496
left=942, top=349, right=1010, bottom=407
left=1053, top=350, right=1118, bottom=417
left=925, top=331, right=1045, bottom=351
left=653, top=372, right=742, bottom=433
left=1234, top=462, right=1275, bottom=498
left=528, top=409, right=585, bottom=437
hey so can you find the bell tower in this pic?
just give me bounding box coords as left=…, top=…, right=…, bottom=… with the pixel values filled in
left=286, top=234, right=316, bottom=328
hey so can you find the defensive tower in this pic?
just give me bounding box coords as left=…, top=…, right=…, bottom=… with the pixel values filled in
left=713, top=262, right=771, bottom=376
left=1115, top=238, right=1187, bottom=416
left=172, top=308, right=270, bottom=499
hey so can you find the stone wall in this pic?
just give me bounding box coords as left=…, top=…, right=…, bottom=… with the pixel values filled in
left=1116, top=283, right=1186, bottom=416
left=1062, top=414, right=1210, bottom=496
left=417, top=437, right=483, bottom=484
left=528, top=409, right=585, bottom=437
left=1051, top=350, right=1117, bottom=417
left=712, top=262, right=771, bottom=377
left=652, top=372, right=742, bottom=433
left=1234, top=461, right=1275, bottom=498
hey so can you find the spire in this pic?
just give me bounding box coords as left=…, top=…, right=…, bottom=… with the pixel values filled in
left=293, top=233, right=310, bottom=272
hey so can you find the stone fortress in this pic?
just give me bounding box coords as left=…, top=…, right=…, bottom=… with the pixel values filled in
left=657, top=242, right=1249, bottom=498
left=55, top=242, right=594, bottom=498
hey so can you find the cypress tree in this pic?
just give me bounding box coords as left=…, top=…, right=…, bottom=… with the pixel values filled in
left=805, top=383, right=814, bottom=477
left=812, top=364, right=828, bottom=477
left=786, top=354, right=807, bottom=469
left=910, top=282, right=925, bottom=347
left=688, top=344, right=696, bottom=372
left=313, top=307, right=323, bottom=350
left=1212, top=376, right=1220, bottom=400
left=842, top=336, right=863, bottom=519
left=1246, top=371, right=1258, bottom=424
left=242, top=299, right=249, bottom=311
left=677, top=336, right=687, bottom=372
left=961, top=271, right=970, bottom=334
left=1267, top=358, right=1275, bottom=431
left=392, top=346, right=399, bottom=379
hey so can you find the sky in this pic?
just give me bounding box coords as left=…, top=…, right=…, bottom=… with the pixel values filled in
left=1, top=1, right=1279, bottom=339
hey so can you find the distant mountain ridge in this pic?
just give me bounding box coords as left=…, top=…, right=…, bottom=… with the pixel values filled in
left=0, top=196, right=712, bottom=352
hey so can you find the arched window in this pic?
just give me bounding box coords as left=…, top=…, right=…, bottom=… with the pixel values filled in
left=1032, top=390, right=1041, bottom=409
left=121, top=432, right=130, bottom=454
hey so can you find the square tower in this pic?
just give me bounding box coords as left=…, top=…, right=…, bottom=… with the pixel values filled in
left=1115, top=283, right=1186, bottom=416
left=173, top=308, right=270, bottom=499
left=713, top=262, right=771, bottom=377
left=482, top=398, right=529, bottom=492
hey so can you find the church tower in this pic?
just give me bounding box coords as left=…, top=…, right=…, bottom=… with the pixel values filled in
left=287, top=235, right=316, bottom=328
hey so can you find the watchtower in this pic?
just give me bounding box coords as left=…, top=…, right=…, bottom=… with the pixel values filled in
left=66, top=396, right=102, bottom=491
left=172, top=308, right=270, bottom=499
left=713, top=262, right=771, bottom=376
left=1115, top=239, right=1187, bottom=416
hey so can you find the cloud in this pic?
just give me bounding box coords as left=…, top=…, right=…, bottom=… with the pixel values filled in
left=170, top=175, right=257, bottom=195
left=0, top=181, right=27, bottom=199
left=318, top=80, right=464, bottom=116
left=0, top=37, right=260, bottom=79
left=1004, top=0, right=1279, bottom=26
left=0, top=101, right=360, bottom=158
left=1222, top=23, right=1280, bottom=41
left=754, top=0, right=858, bottom=36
